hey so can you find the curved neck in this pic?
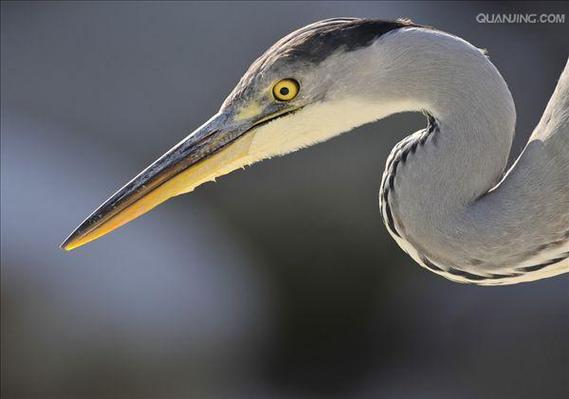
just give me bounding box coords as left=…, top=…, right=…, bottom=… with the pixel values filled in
left=367, top=28, right=568, bottom=283
left=372, top=28, right=528, bottom=278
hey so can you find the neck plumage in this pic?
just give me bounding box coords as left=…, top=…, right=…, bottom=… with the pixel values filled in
left=371, top=28, right=568, bottom=284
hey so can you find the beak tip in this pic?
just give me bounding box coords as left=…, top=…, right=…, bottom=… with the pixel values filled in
left=60, top=234, right=78, bottom=252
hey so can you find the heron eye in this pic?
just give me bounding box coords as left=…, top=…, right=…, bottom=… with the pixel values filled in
left=273, top=79, right=299, bottom=101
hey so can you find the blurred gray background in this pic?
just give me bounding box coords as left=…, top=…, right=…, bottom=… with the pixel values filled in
left=1, top=1, right=568, bottom=398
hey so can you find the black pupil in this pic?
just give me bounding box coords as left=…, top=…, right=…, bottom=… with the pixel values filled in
left=279, top=87, right=290, bottom=96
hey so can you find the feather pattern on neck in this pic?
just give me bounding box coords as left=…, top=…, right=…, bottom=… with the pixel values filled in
left=371, top=28, right=569, bottom=285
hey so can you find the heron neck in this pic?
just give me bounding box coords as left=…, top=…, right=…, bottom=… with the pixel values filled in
left=375, top=28, right=526, bottom=275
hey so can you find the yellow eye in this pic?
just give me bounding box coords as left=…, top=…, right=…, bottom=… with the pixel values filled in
left=273, top=79, right=299, bottom=101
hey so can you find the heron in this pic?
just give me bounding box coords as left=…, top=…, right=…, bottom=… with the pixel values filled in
left=61, top=18, right=569, bottom=286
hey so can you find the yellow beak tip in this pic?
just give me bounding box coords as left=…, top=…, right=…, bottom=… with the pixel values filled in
left=60, top=238, right=81, bottom=251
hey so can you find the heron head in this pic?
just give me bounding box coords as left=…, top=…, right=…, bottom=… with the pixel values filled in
left=61, top=18, right=418, bottom=251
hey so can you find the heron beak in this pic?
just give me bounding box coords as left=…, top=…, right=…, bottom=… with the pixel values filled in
left=61, top=111, right=266, bottom=251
